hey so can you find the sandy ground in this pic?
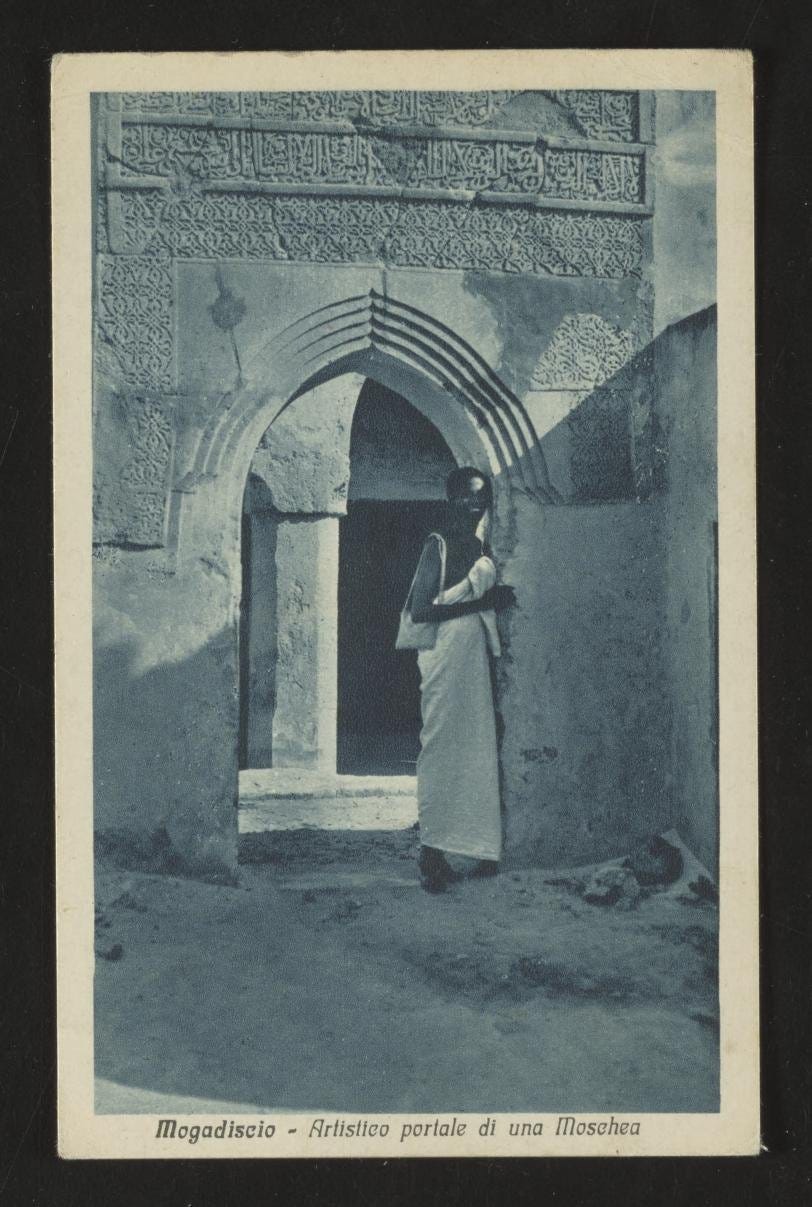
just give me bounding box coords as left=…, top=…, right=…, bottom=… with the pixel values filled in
left=95, top=829, right=719, bottom=1115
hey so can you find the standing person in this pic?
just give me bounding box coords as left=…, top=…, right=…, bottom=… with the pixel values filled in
left=398, top=468, right=515, bottom=893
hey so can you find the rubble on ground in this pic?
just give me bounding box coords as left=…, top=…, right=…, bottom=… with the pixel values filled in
left=583, top=865, right=642, bottom=909
left=623, top=834, right=683, bottom=886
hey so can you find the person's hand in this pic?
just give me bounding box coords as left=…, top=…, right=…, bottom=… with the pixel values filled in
left=490, top=584, right=516, bottom=611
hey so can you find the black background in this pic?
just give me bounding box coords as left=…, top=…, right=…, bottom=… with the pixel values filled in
left=1, top=3, right=810, bottom=1203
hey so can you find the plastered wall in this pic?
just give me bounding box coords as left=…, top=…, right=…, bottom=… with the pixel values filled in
left=91, top=90, right=718, bottom=876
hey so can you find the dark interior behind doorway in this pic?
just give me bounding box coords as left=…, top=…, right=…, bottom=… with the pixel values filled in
left=337, top=500, right=447, bottom=776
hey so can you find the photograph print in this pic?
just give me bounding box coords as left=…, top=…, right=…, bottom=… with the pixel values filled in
left=53, top=52, right=758, bottom=1159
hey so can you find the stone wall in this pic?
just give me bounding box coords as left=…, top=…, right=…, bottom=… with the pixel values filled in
left=653, top=307, right=719, bottom=870
left=90, top=90, right=717, bottom=877
left=652, top=93, right=716, bottom=335
left=499, top=497, right=670, bottom=866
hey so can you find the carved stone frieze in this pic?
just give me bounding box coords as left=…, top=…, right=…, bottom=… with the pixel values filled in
left=118, top=124, right=547, bottom=195
left=116, top=90, right=518, bottom=126
left=114, top=89, right=644, bottom=140
left=109, top=189, right=645, bottom=279
left=385, top=201, right=646, bottom=277
left=93, top=90, right=654, bottom=546
left=116, top=122, right=645, bottom=205
left=112, top=190, right=289, bottom=258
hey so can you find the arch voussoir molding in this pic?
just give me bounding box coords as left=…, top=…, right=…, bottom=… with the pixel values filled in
left=176, top=290, right=560, bottom=561
left=207, top=292, right=557, bottom=494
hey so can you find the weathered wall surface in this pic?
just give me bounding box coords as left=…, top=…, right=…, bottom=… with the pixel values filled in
left=653, top=307, right=719, bottom=869
left=500, top=309, right=718, bottom=869
left=91, top=89, right=717, bottom=876
left=499, top=498, right=670, bottom=866
left=93, top=549, right=240, bottom=879
left=652, top=92, right=716, bottom=335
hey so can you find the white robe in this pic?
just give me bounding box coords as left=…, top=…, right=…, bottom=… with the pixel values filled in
left=416, top=551, right=502, bottom=861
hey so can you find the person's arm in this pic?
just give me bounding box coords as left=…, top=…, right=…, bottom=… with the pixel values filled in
left=410, top=540, right=514, bottom=623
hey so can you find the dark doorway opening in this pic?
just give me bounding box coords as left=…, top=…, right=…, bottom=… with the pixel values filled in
left=337, top=499, right=447, bottom=775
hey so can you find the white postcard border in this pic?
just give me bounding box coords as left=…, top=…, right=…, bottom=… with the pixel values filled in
left=53, top=48, right=758, bottom=1159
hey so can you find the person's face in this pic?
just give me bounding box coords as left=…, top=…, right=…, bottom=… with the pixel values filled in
left=451, top=474, right=491, bottom=521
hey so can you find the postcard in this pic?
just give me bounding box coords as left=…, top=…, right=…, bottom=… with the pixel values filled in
left=53, top=49, right=758, bottom=1158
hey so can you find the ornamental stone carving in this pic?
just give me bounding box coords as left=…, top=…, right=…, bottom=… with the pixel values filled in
left=97, top=255, right=174, bottom=390
left=547, top=90, right=640, bottom=143
left=93, top=396, right=175, bottom=546
left=118, top=124, right=545, bottom=194
left=115, top=89, right=643, bottom=141
left=108, top=190, right=645, bottom=279
left=116, top=90, right=518, bottom=126
left=530, top=314, right=637, bottom=390
left=542, top=147, right=642, bottom=205
left=92, top=89, right=655, bottom=547
left=115, top=123, right=645, bottom=206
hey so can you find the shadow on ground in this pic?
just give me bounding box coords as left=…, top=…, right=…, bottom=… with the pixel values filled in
left=94, top=830, right=719, bottom=1115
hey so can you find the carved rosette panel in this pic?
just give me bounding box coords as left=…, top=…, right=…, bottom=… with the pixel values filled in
left=548, top=91, right=640, bottom=142
left=97, top=255, right=174, bottom=391
left=530, top=314, right=637, bottom=390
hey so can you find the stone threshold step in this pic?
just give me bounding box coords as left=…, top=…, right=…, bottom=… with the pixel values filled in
left=239, top=768, right=417, bottom=801
left=238, top=794, right=418, bottom=834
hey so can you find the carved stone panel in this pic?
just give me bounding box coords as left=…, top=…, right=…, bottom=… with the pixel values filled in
left=117, top=124, right=546, bottom=195
left=530, top=314, right=637, bottom=390
left=548, top=91, right=640, bottom=142
left=93, top=395, right=174, bottom=547
left=97, top=255, right=175, bottom=391
left=92, top=90, right=654, bottom=549
left=542, top=147, right=643, bottom=205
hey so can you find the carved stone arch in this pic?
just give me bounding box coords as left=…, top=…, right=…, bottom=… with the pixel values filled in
left=173, top=290, right=557, bottom=572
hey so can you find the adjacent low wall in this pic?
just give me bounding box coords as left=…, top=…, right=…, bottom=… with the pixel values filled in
left=653, top=306, right=719, bottom=870
left=495, top=306, right=718, bottom=870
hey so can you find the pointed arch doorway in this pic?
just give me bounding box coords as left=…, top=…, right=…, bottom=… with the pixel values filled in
left=237, top=377, right=457, bottom=831
left=171, top=290, right=547, bottom=863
